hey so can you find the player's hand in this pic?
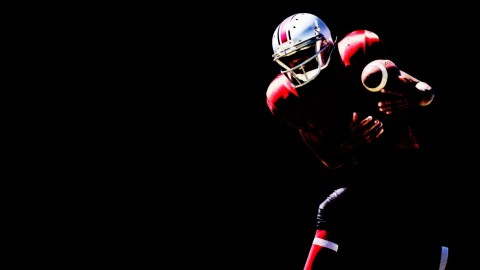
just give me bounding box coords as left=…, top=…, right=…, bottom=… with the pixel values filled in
left=377, top=87, right=411, bottom=115
left=350, top=112, right=384, bottom=146
left=377, top=74, right=432, bottom=114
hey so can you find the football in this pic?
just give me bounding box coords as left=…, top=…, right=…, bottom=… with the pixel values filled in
left=361, top=59, right=400, bottom=92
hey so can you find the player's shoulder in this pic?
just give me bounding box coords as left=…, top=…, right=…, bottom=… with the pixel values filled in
left=337, top=29, right=385, bottom=68
left=266, top=73, right=298, bottom=113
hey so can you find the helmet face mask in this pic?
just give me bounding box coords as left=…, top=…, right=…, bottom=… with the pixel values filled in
left=272, top=13, right=335, bottom=87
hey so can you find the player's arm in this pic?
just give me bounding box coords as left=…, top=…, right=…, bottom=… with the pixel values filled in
left=398, top=70, right=434, bottom=106
left=299, top=112, right=383, bottom=170
left=377, top=69, right=434, bottom=115
left=339, top=30, right=434, bottom=112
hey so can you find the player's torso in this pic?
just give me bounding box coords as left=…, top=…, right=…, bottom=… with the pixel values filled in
left=296, top=57, right=355, bottom=133
left=288, top=51, right=379, bottom=137
left=267, top=30, right=418, bottom=149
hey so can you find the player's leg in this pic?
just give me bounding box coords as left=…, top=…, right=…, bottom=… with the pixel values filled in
left=304, top=187, right=347, bottom=270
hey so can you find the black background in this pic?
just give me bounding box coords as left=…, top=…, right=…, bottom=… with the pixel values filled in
left=87, top=3, right=479, bottom=268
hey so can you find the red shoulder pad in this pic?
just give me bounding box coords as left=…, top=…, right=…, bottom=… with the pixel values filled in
left=266, top=74, right=298, bottom=114
left=337, top=30, right=382, bottom=67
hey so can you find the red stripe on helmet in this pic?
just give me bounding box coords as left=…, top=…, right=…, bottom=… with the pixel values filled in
left=278, top=15, right=293, bottom=44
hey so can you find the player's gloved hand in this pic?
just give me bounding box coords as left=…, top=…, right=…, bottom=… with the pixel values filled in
left=349, top=112, right=383, bottom=147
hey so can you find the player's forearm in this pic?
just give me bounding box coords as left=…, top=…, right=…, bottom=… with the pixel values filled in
left=399, top=70, right=434, bottom=106
left=415, top=81, right=434, bottom=106
left=299, top=128, right=356, bottom=170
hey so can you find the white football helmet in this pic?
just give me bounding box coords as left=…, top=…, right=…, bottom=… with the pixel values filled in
left=272, top=13, right=335, bottom=87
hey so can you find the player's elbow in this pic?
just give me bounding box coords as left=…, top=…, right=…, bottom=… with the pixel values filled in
left=415, top=81, right=434, bottom=106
